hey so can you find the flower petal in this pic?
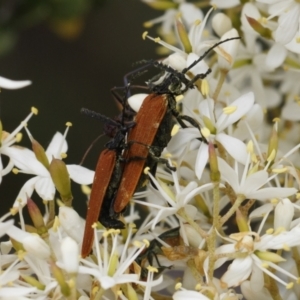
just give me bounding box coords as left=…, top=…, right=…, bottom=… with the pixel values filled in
left=35, top=177, right=55, bottom=200
left=275, top=5, right=300, bottom=45
left=13, top=177, right=39, bottom=207
left=8, top=147, right=49, bottom=176
left=0, top=76, right=31, bottom=89
left=249, top=187, right=296, bottom=201
left=0, top=220, right=14, bottom=237
left=195, top=142, right=209, bottom=180
left=221, top=257, right=253, bottom=287
left=67, top=164, right=94, bottom=184
left=216, top=92, right=255, bottom=132
left=242, top=170, right=268, bottom=195
left=173, top=290, right=210, bottom=300
left=216, top=133, right=247, bottom=164
left=46, top=132, right=68, bottom=159
left=241, top=280, right=272, bottom=300
left=217, top=157, right=239, bottom=192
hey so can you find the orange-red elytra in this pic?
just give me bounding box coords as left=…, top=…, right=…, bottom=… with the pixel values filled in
left=113, top=94, right=171, bottom=213
left=81, top=149, right=116, bottom=258
left=81, top=87, right=135, bottom=257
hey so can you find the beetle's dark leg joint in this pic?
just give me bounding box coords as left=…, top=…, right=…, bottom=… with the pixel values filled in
left=148, top=148, right=176, bottom=171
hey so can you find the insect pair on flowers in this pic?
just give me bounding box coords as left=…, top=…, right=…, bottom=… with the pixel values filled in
left=81, top=36, right=241, bottom=258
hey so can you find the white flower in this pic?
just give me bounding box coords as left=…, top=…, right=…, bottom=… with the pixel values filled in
left=257, top=0, right=300, bottom=51
left=79, top=227, right=163, bottom=293
left=168, top=92, right=255, bottom=179
left=212, top=13, right=232, bottom=37
left=207, top=228, right=300, bottom=288
left=10, top=131, right=94, bottom=207
left=145, top=7, right=223, bottom=77
left=6, top=225, right=51, bottom=259
left=135, top=168, right=214, bottom=231
left=143, top=1, right=203, bottom=35
left=0, top=108, right=37, bottom=183
left=218, top=155, right=296, bottom=201
left=217, top=28, right=240, bottom=70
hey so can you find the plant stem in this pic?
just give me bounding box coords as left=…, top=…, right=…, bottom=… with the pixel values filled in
left=212, top=69, right=228, bottom=101
left=220, top=195, right=245, bottom=226
left=207, top=182, right=220, bottom=282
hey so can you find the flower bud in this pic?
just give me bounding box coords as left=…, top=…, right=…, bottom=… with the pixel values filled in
left=49, top=158, right=72, bottom=205
left=50, top=261, right=70, bottom=296
left=61, top=237, right=79, bottom=274
left=274, top=198, right=294, bottom=230
left=236, top=209, right=250, bottom=232
left=21, top=275, right=45, bottom=290
left=176, top=18, right=192, bottom=54
left=245, top=16, right=272, bottom=39
left=59, top=206, right=84, bottom=244
left=209, top=142, right=220, bottom=182
left=255, top=250, right=285, bottom=263
left=31, top=138, right=49, bottom=169
left=212, top=13, right=232, bottom=37
left=267, top=122, right=278, bottom=164
left=27, top=198, right=47, bottom=236
left=217, top=29, right=239, bottom=70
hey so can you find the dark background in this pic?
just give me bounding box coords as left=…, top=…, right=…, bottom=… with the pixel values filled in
left=0, top=0, right=159, bottom=216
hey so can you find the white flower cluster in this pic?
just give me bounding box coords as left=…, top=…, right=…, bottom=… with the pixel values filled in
left=2, top=0, right=300, bottom=299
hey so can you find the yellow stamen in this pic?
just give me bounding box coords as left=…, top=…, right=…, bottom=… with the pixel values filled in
left=175, top=282, right=182, bottom=290
left=286, top=282, right=294, bottom=289
left=133, top=241, right=143, bottom=248
left=272, top=167, right=287, bottom=173
left=15, top=133, right=22, bottom=142
left=143, top=21, right=153, bottom=28
left=144, top=166, right=150, bottom=174
left=223, top=106, right=237, bottom=114
left=142, top=31, right=148, bottom=40
left=247, top=140, right=253, bottom=153
left=175, top=95, right=184, bottom=102
left=81, top=185, right=91, bottom=195
left=12, top=168, right=19, bottom=174
left=147, top=265, right=158, bottom=273
left=60, top=153, right=67, bottom=159
left=171, top=124, right=180, bottom=136
left=10, top=207, right=19, bottom=215
left=267, top=149, right=276, bottom=162
left=201, top=127, right=210, bottom=138
left=31, top=107, right=38, bottom=115
left=201, top=79, right=209, bottom=96
left=52, top=216, right=60, bottom=232
left=270, top=198, right=278, bottom=204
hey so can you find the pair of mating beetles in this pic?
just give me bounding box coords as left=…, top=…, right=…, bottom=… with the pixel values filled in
left=81, top=37, right=240, bottom=258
